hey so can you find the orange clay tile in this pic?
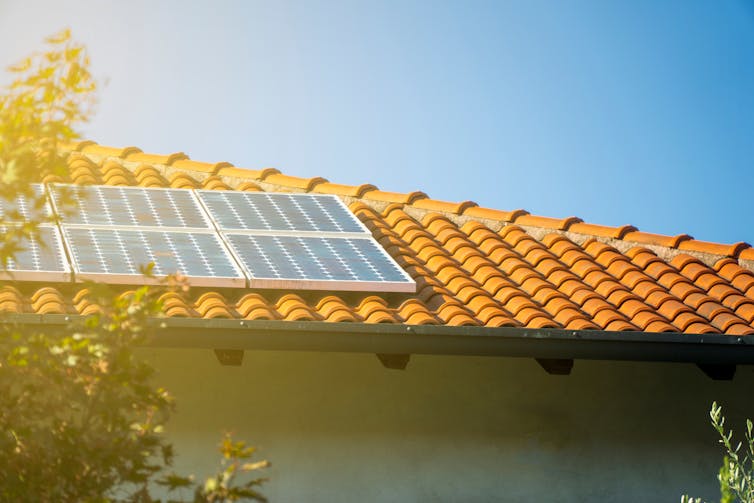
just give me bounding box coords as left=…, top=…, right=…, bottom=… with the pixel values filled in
left=412, top=198, right=477, bottom=215
left=435, top=228, right=467, bottom=247
left=201, top=176, right=232, bottom=190
left=684, top=322, right=719, bottom=334
left=236, top=293, right=278, bottom=320
left=626, top=248, right=663, bottom=268
left=312, top=182, right=377, bottom=198
left=514, top=214, right=582, bottom=230
left=159, top=292, right=195, bottom=318
left=533, top=258, right=567, bottom=278
left=0, top=286, right=24, bottom=313
left=593, top=280, right=627, bottom=299
left=315, top=296, right=359, bottom=323
left=629, top=311, right=669, bottom=331
left=740, top=248, right=754, bottom=261
left=276, top=295, right=320, bottom=321
left=236, top=181, right=263, bottom=192
left=606, top=289, right=640, bottom=308
left=559, top=279, right=592, bottom=299
left=532, top=286, right=566, bottom=307
left=435, top=304, right=478, bottom=326
left=707, top=284, right=741, bottom=303
left=134, top=165, right=169, bottom=187
left=553, top=307, right=588, bottom=327
left=262, top=173, right=327, bottom=191
left=621, top=231, right=693, bottom=248
left=709, top=313, right=748, bottom=333
left=671, top=312, right=708, bottom=331
left=593, top=309, right=631, bottom=329
left=80, top=144, right=141, bottom=158
left=361, top=189, right=428, bottom=205
left=732, top=274, right=754, bottom=295
left=124, top=151, right=188, bottom=165
left=101, top=160, right=136, bottom=186
left=668, top=282, right=703, bottom=302
left=30, top=287, right=68, bottom=314
left=544, top=269, right=577, bottom=288
left=216, top=166, right=280, bottom=181
left=568, top=222, right=637, bottom=239
left=644, top=320, right=677, bottom=333
left=461, top=206, right=529, bottom=222
left=168, top=173, right=201, bottom=189
left=678, top=240, right=751, bottom=258
left=194, top=292, right=236, bottom=319
left=695, top=272, right=727, bottom=291
left=725, top=324, right=754, bottom=336
left=734, top=303, right=754, bottom=323
left=170, top=159, right=232, bottom=175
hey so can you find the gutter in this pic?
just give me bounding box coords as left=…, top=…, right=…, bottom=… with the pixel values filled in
left=4, top=313, right=754, bottom=367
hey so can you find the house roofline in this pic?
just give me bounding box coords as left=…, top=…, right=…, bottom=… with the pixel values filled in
left=5, top=313, right=754, bottom=366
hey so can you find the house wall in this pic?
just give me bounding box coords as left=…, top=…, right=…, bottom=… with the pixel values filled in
left=139, top=347, right=754, bottom=502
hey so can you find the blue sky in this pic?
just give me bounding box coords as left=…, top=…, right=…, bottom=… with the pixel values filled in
left=1, top=0, right=753, bottom=244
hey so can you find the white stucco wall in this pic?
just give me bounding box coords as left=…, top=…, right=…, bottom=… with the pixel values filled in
left=138, top=347, right=754, bottom=502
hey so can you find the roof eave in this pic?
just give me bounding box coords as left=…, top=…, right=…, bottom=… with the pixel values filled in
left=5, top=314, right=754, bottom=365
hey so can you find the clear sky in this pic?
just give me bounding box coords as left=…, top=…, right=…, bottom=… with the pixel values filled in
left=1, top=1, right=753, bottom=245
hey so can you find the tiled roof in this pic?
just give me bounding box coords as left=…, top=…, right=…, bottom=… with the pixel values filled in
left=5, top=141, right=754, bottom=338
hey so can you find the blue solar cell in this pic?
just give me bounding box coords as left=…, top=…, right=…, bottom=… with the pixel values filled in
left=51, top=184, right=212, bottom=229
left=197, top=191, right=365, bottom=233
left=0, top=225, right=70, bottom=281
left=225, top=234, right=412, bottom=290
left=64, top=228, right=245, bottom=286
left=0, top=184, right=50, bottom=223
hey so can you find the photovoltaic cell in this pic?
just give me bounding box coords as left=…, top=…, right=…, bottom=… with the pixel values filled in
left=50, top=184, right=212, bottom=229
left=0, top=184, right=51, bottom=223
left=0, top=225, right=71, bottom=282
left=64, top=228, right=245, bottom=287
left=225, top=234, right=414, bottom=292
left=197, top=191, right=366, bottom=233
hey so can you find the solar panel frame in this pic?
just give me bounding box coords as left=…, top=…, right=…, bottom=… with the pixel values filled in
left=195, top=190, right=371, bottom=236
left=222, top=233, right=416, bottom=293
left=63, top=227, right=247, bottom=288
left=0, top=224, right=72, bottom=283
left=49, top=183, right=214, bottom=230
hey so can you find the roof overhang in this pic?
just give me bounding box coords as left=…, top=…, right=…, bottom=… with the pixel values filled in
left=4, top=313, right=754, bottom=366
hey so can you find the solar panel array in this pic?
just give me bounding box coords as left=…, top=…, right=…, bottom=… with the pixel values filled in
left=196, top=190, right=415, bottom=292
left=0, top=184, right=71, bottom=282
left=1, top=183, right=415, bottom=292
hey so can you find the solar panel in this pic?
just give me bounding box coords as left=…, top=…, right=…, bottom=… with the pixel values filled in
left=63, top=227, right=245, bottom=287
left=197, top=190, right=367, bottom=234
left=0, top=225, right=71, bottom=282
left=0, top=184, right=51, bottom=223
left=225, top=234, right=415, bottom=292
left=50, top=184, right=212, bottom=229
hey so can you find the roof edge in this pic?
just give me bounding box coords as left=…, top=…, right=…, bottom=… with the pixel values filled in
left=8, top=314, right=754, bottom=364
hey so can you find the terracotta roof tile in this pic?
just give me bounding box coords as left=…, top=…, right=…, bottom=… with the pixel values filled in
left=515, top=214, right=582, bottom=230
left=216, top=166, right=280, bottom=181
left=569, top=222, right=637, bottom=239
left=361, top=189, right=428, bottom=204
left=412, top=198, right=477, bottom=214
left=124, top=151, right=188, bottom=165
left=678, top=239, right=751, bottom=258
left=263, top=173, right=328, bottom=192
left=4, top=143, right=754, bottom=345
left=462, top=207, right=528, bottom=222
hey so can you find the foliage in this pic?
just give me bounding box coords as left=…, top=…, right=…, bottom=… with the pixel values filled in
left=0, top=28, right=95, bottom=267
left=0, top=31, right=269, bottom=501
left=682, top=402, right=754, bottom=503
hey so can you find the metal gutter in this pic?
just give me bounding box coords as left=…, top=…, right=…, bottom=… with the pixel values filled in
left=3, top=313, right=754, bottom=365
